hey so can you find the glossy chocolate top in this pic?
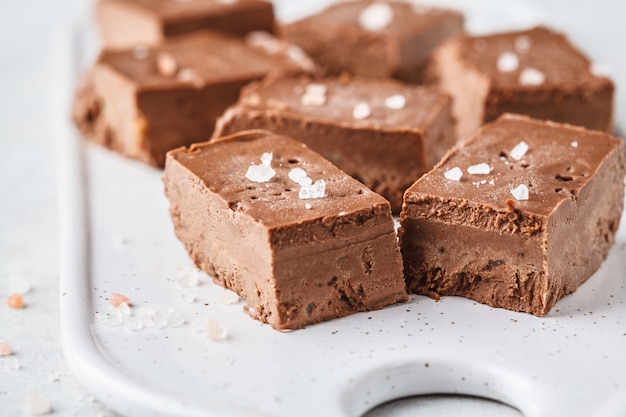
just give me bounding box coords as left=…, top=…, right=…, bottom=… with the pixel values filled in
left=406, top=113, right=623, bottom=217
left=459, top=26, right=611, bottom=89
left=98, top=31, right=307, bottom=89
left=231, top=75, right=450, bottom=131
left=167, top=130, right=390, bottom=229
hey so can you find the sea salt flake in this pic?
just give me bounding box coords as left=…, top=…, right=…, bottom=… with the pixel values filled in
left=305, top=203, right=312, bottom=210
left=519, top=67, right=545, bottom=86
left=245, top=163, right=275, bottom=183
left=117, top=302, right=131, bottom=316
left=157, top=52, right=178, bottom=77
left=1, top=356, right=20, bottom=371
left=571, top=141, right=579, bottom=148
left=0, top=341, right=11, bottom=356
left=260, top=152, right=273, bottom=166
left=444, top=167, right=463, bottom=182
left=358, top=2, right=394, bottom=31
left=301, top=84, right=327, bottom=106
left=299, top=179, right=326, bottom=199
left=180, top=287, right=198, bottom=303
left=24, top=390, right=51, bottom=416
left=467, top=163, right=491, bottom=175
left=510, top=184, right=529, bottom=201
left=218, top=289, right=241, bottom=305
left=177, top=267, right=200, bottom=288
left=352, top=102, right=372, bottom=120
left=384, top=94, right=406, bottom=109
left=514, top=35, right=532, bottom=52
left=497, top=51, right=519, bottom=72
left=288, top=167, right=308, bottom=182
left=166, top=311, right=185, bottom=328
left=206, top=319, right=228, bottom=341
left=191, top=317, right=208, bottom=333
left=510, top=141, right=529, bottom=160
left=124, top=317, right=143, bottom=331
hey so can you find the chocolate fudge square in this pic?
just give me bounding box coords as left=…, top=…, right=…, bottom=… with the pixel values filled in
left=284, top=0, right=463, bottom=83
left=399, top=114, right=625, bottom=316
left=97, top=0, right=276, bottom=49
left=214, top=76, right=456, bottom=213
left=427, top=26, right=614, bottom=140
left=72, top=31, right=310, bottom=167
left=163, top=130, right=407, bottom=330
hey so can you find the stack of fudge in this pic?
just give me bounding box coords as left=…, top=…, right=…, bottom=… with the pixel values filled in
left=73, top=0, right=625, bottom=330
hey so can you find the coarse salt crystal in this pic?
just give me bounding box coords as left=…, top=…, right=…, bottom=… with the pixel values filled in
left=301, top=84, right=327, bottom=106
left=218, top=289, right=240, bottom=305
left=519, top=67, right=545, bottom=86
left=384, top=94, right=406, bottom=110
left=166, top=311, right=185, bottom=328
left=358, top=2, right=394, bottom=31
left=338, top=211, right=346, bottom=216
left=117, top=302, right=131, bottom=316
left=444, top=167, right=463, bottom=182
left=24, top=391, right=51, bottom=416
left=289, top=167, right=309, bottom=183
left=109, top=293, right=130, bottom=308
left=124, top=317, right=143, bottom=331
left=246, top=153, right=276, bottom=183
left=6, top=293, right=24, bottom=309
left=497, top=51, right=519, bottom=72
left=299, top=179, right=326, bottom=199
left=514, top=35, right=532, bottom=52
left=510, top=184, right=529, bottom=201
left=352, top=102, right=372, bottom=120
left=467, top=163, right=491, bottom=175
left=0, top=341, right=11, bottom=356
left=180, top=287, right=198, bottom=303
left=305, top=203, right=312, bottom=210
left=510, top=141, right=529, bottom=160
left=157, top=52, right=178, bottom=77
left=177, top=266, right=200, bottom=288
left=206, top=319, right=228, bottom=341
left=571, top=141, right=579, bottom=148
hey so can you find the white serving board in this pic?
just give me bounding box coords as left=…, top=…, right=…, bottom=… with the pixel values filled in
left=58, top=2, right=626, bottom=416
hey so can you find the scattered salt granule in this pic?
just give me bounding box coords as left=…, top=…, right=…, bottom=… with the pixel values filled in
left=510, top=184, right=529, bottom=201
left=467, top=163, right=491, bottom=175
left=288, top=167, right=313, bottom=186
left=299, top=179, right=326, bottom=199
left=191, top=317, right=208, bottom=333
left=133, top=45, right=149, bottom=60
left=180, top=287, right=198, bottom=304
left=444, top=167, right=463, bottom=182
left=510, top=141, right=529, bottom=161
left=497, top=51, right=519, bottom=72
left=206, top=319, right=228, bottom=341
left=301, top=83, right=327, bottom=106
left=24, top=390, right=51, bottom=416
left=338, top=211, right=347, bottom=216
left=358, top=2, right=394, bottom=31
left=352, top=102, right=372, bottom=120
left=514, top=35, right=532, bottom=52
left=109, top=293, right=130, bottom=308
left=6, top=293, right=24, bottom=309
left=571, top=141, right=579, bottom=148
left=519, top=67, right=545, bottom=86
left=305, top=203, right=312, bottom=210
left=245, top=152, right=276, bottom=183
left=166, top=311, right=185, bottom=328
left=157, top=52, right=178, bottom=77
left=218, top=289, right=241, bottom=305
left=0, top=341, right=11, bottom=356
left=384, top=94, right=406, bottom=110
left=177, top=266, right=200, bottom=288
left=1, top=355, right=20, bottom=371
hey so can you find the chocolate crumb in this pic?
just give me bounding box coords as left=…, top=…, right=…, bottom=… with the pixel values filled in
left=505, top=198, right=516, bottom=213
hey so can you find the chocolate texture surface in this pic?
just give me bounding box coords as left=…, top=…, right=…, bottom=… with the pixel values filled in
left=214, top=75, right=456, bottom=213
left=284, top=0, right=463, bottom=83
left=163, top=130, right=407, bottom=330
left=72, top=31, right=311, bottom=167
left=97, top=0, right=276, bottom=48
left=427, top=26, right=614, bottom=139
left=399, top=114, right=625, bottom=316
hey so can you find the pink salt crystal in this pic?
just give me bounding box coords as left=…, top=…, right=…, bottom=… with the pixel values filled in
left=0, top=341, right=11, bottom=356
left=109, top=293, right=130, bottom=308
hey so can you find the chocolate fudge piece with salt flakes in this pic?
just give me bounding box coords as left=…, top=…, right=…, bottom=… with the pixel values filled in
left=214, top=76, right=456, bottom=213
left=97, top=0, right=276, bottom=49
left=427, top=26, right=614, bottom=140
left=72, top=31, right=311, bottom=167
left=163, top=130, right=407, bottom=330
left=399, top=114, right=625, bottom=316
left=284, top=0, right=464, bottom=83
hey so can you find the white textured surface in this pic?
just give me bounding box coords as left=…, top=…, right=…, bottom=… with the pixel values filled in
left=2, top=1, right=626, bottom=417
